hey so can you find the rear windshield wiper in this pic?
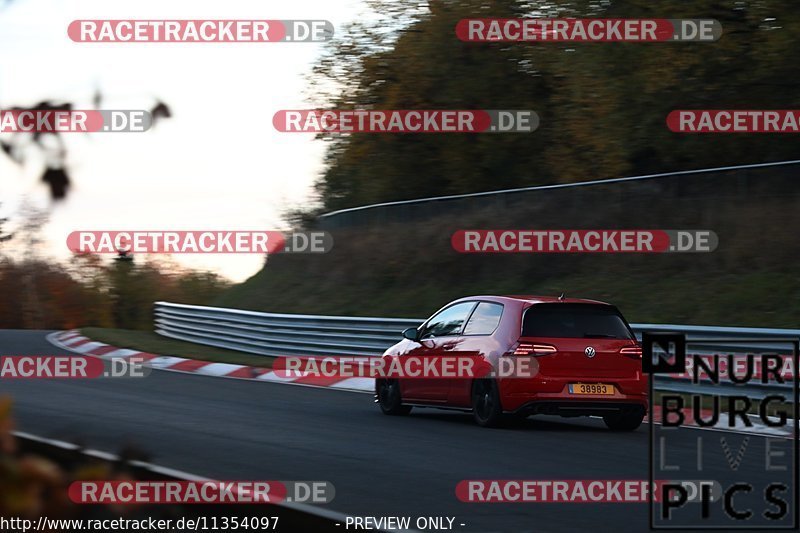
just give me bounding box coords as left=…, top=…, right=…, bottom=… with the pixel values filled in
left=583, top=333, right=618, bottom=338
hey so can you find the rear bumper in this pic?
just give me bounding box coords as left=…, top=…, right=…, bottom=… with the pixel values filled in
left=499, top=377, right=647, bottom=415
left=511, top=399, right=646, bottom=417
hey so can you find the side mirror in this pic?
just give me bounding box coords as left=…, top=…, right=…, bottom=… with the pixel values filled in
left=402, top=327, right=420, bottom=341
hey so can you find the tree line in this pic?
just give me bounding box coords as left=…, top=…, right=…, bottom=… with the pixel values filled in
left=307, top=0, right=800, bottom=212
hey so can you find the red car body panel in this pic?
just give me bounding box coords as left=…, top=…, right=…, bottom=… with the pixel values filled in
left=380, top=295, right=647, bottom=417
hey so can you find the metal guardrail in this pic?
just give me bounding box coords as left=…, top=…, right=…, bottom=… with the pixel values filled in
left=154, top=301, right=422, bottom=357
left=154, top=301, right=798, bottom=397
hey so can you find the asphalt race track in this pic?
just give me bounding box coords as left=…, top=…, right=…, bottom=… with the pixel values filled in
left=1, top=330, right=793, bottom=533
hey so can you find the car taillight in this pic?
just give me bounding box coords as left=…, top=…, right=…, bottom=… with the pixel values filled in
left=513, top=343, right=557, bottom=356
left=620, top=346, right=642, bottom=358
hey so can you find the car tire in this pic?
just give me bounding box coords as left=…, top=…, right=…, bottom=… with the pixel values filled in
left=376, top=379, right=412, bottom=416
left=471, top=379, right=504, bottom=427
left=603, top=411, right=644, bottom=431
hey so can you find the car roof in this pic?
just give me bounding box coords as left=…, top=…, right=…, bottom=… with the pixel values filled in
left=454, top=295, right=612, bottom=306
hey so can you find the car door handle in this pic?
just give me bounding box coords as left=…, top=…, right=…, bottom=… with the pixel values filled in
left=441, top=343, right=456, bottom=350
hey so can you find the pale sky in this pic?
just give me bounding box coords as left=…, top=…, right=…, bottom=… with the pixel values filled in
left=0, top=0, right=366, bottom=281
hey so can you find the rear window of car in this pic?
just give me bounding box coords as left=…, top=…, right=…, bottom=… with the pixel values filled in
left=521, top=303, right=634, bottom=340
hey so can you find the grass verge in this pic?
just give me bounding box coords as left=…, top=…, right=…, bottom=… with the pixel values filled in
left=215, top=192, right=800, bottom=327
left=79, top=327, right=275, bottom=368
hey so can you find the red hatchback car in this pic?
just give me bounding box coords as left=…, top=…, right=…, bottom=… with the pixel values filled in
left=375, top=295, right=646, bottom=430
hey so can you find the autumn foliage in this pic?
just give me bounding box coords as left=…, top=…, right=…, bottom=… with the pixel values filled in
left=0, top=253, right=230, bottom=330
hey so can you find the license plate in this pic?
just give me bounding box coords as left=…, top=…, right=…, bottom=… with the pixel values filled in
left=569, top=383, right=614, bottom=395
